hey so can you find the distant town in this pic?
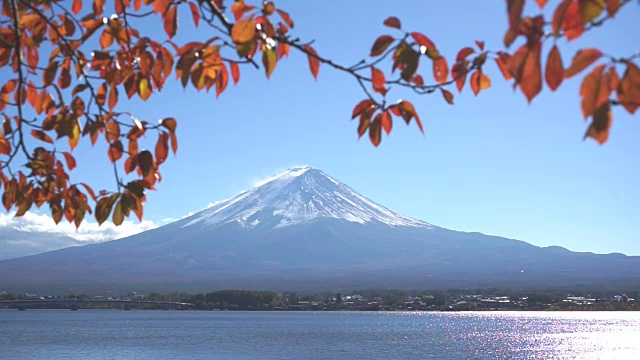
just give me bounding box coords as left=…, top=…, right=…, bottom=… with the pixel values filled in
left=2, top=289, right=639, bottom=311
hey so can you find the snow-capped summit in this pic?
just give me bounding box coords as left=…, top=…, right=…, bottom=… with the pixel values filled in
left=182, top=166, right=431, bottom=230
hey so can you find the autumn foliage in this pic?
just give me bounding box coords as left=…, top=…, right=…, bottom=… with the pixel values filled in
left=0, top=0, right=637, bottom=227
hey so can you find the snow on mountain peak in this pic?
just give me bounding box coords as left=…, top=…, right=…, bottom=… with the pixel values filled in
left=182, top=167, right=431, bottom=230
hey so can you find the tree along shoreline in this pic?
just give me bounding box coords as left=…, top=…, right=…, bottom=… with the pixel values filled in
left=2, top=289, right=638, bottom=311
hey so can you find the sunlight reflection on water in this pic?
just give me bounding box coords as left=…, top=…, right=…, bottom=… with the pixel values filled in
left=1, top=310, right=640, bottom=359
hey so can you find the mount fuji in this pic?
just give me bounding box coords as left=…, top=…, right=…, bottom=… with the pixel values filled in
left=1, top=166, right=639, bottom=294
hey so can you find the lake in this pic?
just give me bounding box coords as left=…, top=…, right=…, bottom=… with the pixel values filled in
left=1, top=310, right=639, bottom=359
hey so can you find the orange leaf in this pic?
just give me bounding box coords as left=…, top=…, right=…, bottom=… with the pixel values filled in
left=370, top=35, right=395, bottom=57
left=352, top=99, right=376, bottom=119
left=383, top=17, right=401, bottom=29
left=371, top=67, right=386, bottom=95
left=305, top=45, right=319, bottom=80
left=433, top=57, right=448, bottom=84
left=579, top=64, right=609, bottom=119
left=561, top=1, right=585, bottom=40
left=584, top=103, right=611, bottom=144
left=62, top=151, right=76, bottom=171
left=381, top=110, right=392, bottom=135
left=99, top=28, right=113, bottom=49
left=230, top=61, right=240, bottom=84
left=231, top=0, right=256, bottom=21
left=231, top=19, right=256, bottom=44
left=106, top=119, right=120, bottom=142
left=411, top=32, right=435, bottom=50
left=564, top=48, right=602, bottom=78
left=470, top=71, right=491, bottom=96
left=545, top=45, right=564, bottom=91
left=31, top=129, right=53, bottom=144
left=216, top=64, right=229, bottom=98
left=440, top=88, right=454, bottom=104
left=72, top=0, right=82, bottom=14
left=163, top=6, right=177, bottom=39
left=495, top=52, right=512, bottom=80
left=369, top=113, right=382, bottom=147
left=616, top=62, right=640, bottom=115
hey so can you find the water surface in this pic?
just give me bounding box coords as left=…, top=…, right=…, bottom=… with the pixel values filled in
left=2, top=310, right=639, bottom=359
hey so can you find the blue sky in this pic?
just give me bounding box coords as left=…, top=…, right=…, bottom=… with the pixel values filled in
left=5, top=1, right=640, bottom=255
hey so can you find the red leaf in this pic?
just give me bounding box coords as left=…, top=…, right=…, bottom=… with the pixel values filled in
left=276, top=9, right=294, bottom=28
left=189, top=2, right=200, bottom=27
left=606, top=0, right=621, bottom=17
left=108, top=84, right=118, bottom=110
left=470, top=71, right=491, bottom=96
left=584, top=103, right=612, bottom=144
left=565, top=48, right=602, bottom=78
left=108, top=140, right=124, bottom=163
left=451, top=62, right=467, bottom=92
left=475, top=40, right=485, bottom=51
left=552, top=0, right=571, bottom=37
left=369, top=113, right=382, bottom=147
left=351, top=99, right=375, bottom=119
left=535, top=0, right=548, bottom=8
left=305, top=45, right=319, bottom=80
left=371, top=67, right=386, bottom=95
left=230, top=61, right=240, bottom=84
left=507, top=0, right=526, bottom=31
left=62, top=151, right=77, bottom=171
left=495, top=52, right=512, bottom=80
left=0, top=138, right=10, bottom=155
left=509, top=43, right=543, bottom=102
left=616, top=62, right=640, bottom=115
left=31, top=129, right=53, bottom=144
left=163, top=6, right=177, bottom=39
left=370, top=35, right=395, bottom=57
left=411, top=32, right=435, bottom=50
left=383, top=16, right=401, bottom=29
left=72, top=0, right=82, bottom=14
left=381, top=110, right=392, bottom=135
left=561, top=1, right=585, bottom=40
left=433, top=57, right=448, bottom=84
left=545, top=45, right=564, bottom=91
left=456, top=47, right=474, bottom=62
left=440, top=88, right=454, bottom=105
left=397, top=100, right=423, bottom=133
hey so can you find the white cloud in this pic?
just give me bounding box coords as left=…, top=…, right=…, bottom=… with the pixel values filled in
left=0, top=211, right=160, bottom=242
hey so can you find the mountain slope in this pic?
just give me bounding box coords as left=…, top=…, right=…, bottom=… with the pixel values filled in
left=0, top=166, right=638, bottom=294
